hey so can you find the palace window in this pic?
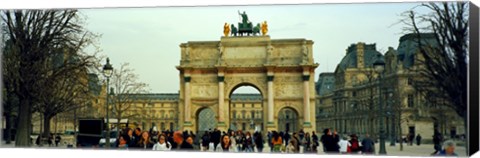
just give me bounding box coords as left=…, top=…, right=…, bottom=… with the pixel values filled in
left=407, top=78, right=413, bottom=85
left=251, top=111, right=255, bottom=119
left=242, top=123, right=246, bottom=130
left=408, top=95, right=414, bottom=107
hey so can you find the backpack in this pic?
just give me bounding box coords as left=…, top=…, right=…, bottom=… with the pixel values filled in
left=350, top=140, right=359, bottom=151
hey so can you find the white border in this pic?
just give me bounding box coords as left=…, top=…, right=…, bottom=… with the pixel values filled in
left=1, top=0, right=455, bottom=9
left=1, top=0, right=479, bottom=158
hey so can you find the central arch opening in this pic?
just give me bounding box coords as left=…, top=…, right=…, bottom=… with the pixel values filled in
left=229, top=84, right=264, bottom=132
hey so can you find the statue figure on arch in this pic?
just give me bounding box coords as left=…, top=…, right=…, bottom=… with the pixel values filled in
left=261, top=21, right=268, bottom=36
left=238, top=11, right=250, bottom=24
left=223, top=22, right=230, bottom=37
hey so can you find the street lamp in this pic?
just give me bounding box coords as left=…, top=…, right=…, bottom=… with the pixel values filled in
left=103, top=58, right=113, bottom=148
left=373, top=56, right=386, bottom=155
left=388, top=91, right=396, bottom=146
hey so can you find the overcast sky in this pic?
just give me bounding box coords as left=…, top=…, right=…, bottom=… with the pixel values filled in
left=80, top=2, right=427, bottom=93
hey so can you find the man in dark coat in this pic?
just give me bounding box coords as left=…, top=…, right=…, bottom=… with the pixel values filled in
left=416, top=134, right=422, bottom=146
left=283, top=131, right=290, bottom=146
left=211, top=128, right=221, bottom=151
left=201, top=131, right=210, bottom=151
left=322, top=129, right=340, bottom=153
left=361, top=134, right=375, bottom=154
left=312, top=131, right=319, bottom=152
left=431, top=130, right=443, bottom=155
left=254, top=132, right=264, bottom=152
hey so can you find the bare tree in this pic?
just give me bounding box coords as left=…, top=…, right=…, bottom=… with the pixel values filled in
left=35, top=53, right=99, bottom=142
left=1, top=10, right=99, bottom=146
left=110, top=63, right=149, bottom=132
left=402, top=2, right=469, bottom=154
left=2, top=35, right=19, bottom=144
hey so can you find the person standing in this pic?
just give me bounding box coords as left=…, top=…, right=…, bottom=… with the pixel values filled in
left=286, top=140, right=296, bottom=153
left=408, top=133, right=415, bottom=146
left=432, top=130, right=443, bottom=155
left=55, top=134, right=62, bottom=147
left=215, top=134, right=237, bottom=152
left=137, top=131, right=154, bottom=150
left=242, top=132, right=254, bottom=152
left=299, top=129, right=305, bottom=141
left=152, top=134, right=171, bottom=151
left=201, top=131, right=210, bottom=151
left=349, top=134, right=361, bottom=154
left=172, top=131, right=194, bottom=150
left=361, top=134, right=375, bottom=154
left=271, top=131, right=283, bottom=152
left=283, top=131, right=290, bottom=146
left=304, top=132, right=312, bottom=153
left=338, top=135, right=351, bottom=154
left=254, top=131, right=264, bottom=153
left=211, top=128, right=221, bottom=151
left=117, top=134, right=129, bottom=149
left=416, top=134, right=422, bottom=146
left=436, top=140, right=458, bottom=156
left=323, top=129, right=340, bottom=153
left=311, top=131, right=319, bottom=153
left=267, top=131, right=273, bottom=152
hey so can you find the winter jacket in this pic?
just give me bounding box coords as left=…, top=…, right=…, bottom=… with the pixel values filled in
left=152, top=142, right=171, bottom=151
left=215, top=143, right=237, bottom=152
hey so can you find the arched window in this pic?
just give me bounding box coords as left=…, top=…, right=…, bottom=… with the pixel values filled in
left=160, top=110, right=165, bottom=119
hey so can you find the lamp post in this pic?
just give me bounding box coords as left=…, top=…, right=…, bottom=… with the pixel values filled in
left=103, top=58, right=113, bottom=148
left=373, top=56, right=386, bottom=155
left=388, top=91, right=396, bottom=146
left=110, top=88, right=117, bottom=135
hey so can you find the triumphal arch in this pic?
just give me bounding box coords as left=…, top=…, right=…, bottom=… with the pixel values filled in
left=176, top=14, right=318, bottom=133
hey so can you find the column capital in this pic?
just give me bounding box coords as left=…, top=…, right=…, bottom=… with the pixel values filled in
left=302, top=75, right=310, bottom=81
left=267, top=75, right=275, bottom=82
left=184, top=76, right=191, bottom=82
left=218, top=76, right=225, bottom=82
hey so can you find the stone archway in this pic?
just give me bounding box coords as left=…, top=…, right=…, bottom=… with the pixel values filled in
left=177, top=36, right=318, bottom=133
left=228, top=83, right=264, bottom=132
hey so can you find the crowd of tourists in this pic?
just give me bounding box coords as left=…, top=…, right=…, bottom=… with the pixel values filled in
left=108, top=127, right=370, bottom=154
left=107, top=127, right=458, bottom=156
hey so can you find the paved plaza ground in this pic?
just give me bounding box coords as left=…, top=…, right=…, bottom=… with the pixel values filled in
left=1, top=140, right=468, bottom=157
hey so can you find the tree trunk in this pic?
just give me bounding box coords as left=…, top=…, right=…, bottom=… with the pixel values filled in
left=398, top=116, right=403, bottom=151
left=39, top=114, right=43, bottom=146
left=116, top=114, right=121, bottom=134
left=5, top=112, right=12, bottom=144
left=15, top=99, right=32, bottom=147
left=463, top=115, right=468, bottom=156
left=43, top=114, right=53, bottom=139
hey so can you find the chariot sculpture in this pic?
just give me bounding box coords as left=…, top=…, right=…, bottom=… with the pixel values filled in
left=223, top=11, right=268, bottom=37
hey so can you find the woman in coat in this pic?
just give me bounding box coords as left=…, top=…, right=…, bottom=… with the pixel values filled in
left=153, top=134, right=172, bottom=151
left=137, top=131, right=154, bottom=150
left=215, top=134, right=237, bottom=152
